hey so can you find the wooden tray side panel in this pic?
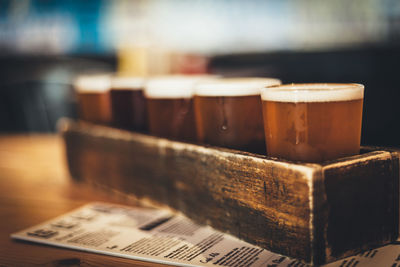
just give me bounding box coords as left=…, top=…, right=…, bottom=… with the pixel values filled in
left=63, top=124, right=314, bottom=262
left=162, top=145, right=313, bottom=261
left=61, top=121, right=400, bottom=265
left=322, top=152, right=399, bottom=262
left=310, top=168, right=329, bottom=265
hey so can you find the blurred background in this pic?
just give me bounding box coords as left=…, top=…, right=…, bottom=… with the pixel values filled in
left=0, top=0, right=399, bottom=146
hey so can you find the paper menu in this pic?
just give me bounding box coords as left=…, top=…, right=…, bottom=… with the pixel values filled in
left=11, top=202, right=400, bottom=267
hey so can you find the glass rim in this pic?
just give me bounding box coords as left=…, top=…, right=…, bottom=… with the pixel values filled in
left=261, top=83, right=364, bottom=103
left=195, top=77, right=281, bottom=96
left=74, top=74, right=112, bottom=92
left=264, top=83, right=364, bottom=91
left=111, top=75, right=145, bottom=90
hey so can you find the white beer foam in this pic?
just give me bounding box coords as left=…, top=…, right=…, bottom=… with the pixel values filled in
left=261, top=83, right=364, bottom=102
left=145, top=75, right=219, bottom=99
left=74, top=74, right=111, bottom=93
left=194, top=78, right=281, bottom=97
left=111, top=76, right=145, bottom=90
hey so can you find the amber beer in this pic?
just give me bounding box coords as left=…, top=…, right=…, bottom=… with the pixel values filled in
left=74, top=74, right=112, bottom=125
left=110, top=76, right=147, bottom=131
left=194, top=78, right=281, bottom=154
left=261, top=83, right=364, bottom=162
left=145, top=76, right=215, bottom=142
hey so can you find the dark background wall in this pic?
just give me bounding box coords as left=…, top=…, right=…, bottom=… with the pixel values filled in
left=0, top=55, right=116, bottom=132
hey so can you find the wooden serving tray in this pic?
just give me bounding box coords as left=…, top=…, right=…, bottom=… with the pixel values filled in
left=60, top=119, right=399, bottom=266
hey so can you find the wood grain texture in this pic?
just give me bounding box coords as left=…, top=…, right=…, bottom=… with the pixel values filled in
left=317, top=151, right=399, bottom=263
left=0, top=135, right=167, bottom=267
left=62, top=120, right=400, bottom=265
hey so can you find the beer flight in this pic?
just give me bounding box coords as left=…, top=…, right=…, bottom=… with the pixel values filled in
left=74, top=74, right=364, bottom=163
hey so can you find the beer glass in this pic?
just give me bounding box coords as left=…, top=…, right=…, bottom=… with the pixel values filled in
left=145, top=76, right=217, bottom=142
left=261, top=83, right=364, bottom=162
left=194, top=78, right=281, bottom=154
left=110, top=76, right=147, bottom=132
left=74, top=74, right=112, bottom=125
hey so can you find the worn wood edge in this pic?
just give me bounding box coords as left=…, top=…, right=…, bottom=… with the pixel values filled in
left=307, top=166, right=327, bottom=266
left=373, top=146, right=400, bottom=240
left=313, top=151, right=399, bottom=265
left=384, top=149, right=400, bottom=241
left=369, top=146, right=400, bottom=238
left=58, top=119, right=385, bottom=169
left=58, top=118, right=385, bottom=172
left=363, top=147, right=399, bottom=242
left=303, top=148, right=398, bottom=265
left=317, top=151, right=392, bottom=264
left=58, top=118, right=320, bottom=175
left=390, top=150, right=400, bottom=241
left=323, top=151, right=392, bottom=261
left=322, top=151, right=393, bottom=170
left=321, top=150, right=398, bottom=263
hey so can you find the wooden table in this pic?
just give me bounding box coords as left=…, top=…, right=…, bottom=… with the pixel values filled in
left=0, top=135, right=166, bottom=267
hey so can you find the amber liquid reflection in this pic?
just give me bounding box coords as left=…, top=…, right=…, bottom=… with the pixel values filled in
left=110, top=89, right=147, bottom=132
left=147, top=98, right=197, bottom=142
left=195, top=95, right=265, bottom=154
left=77, top=92, right=112, bottom=125
left=262, top=99, right=363, bottom=162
